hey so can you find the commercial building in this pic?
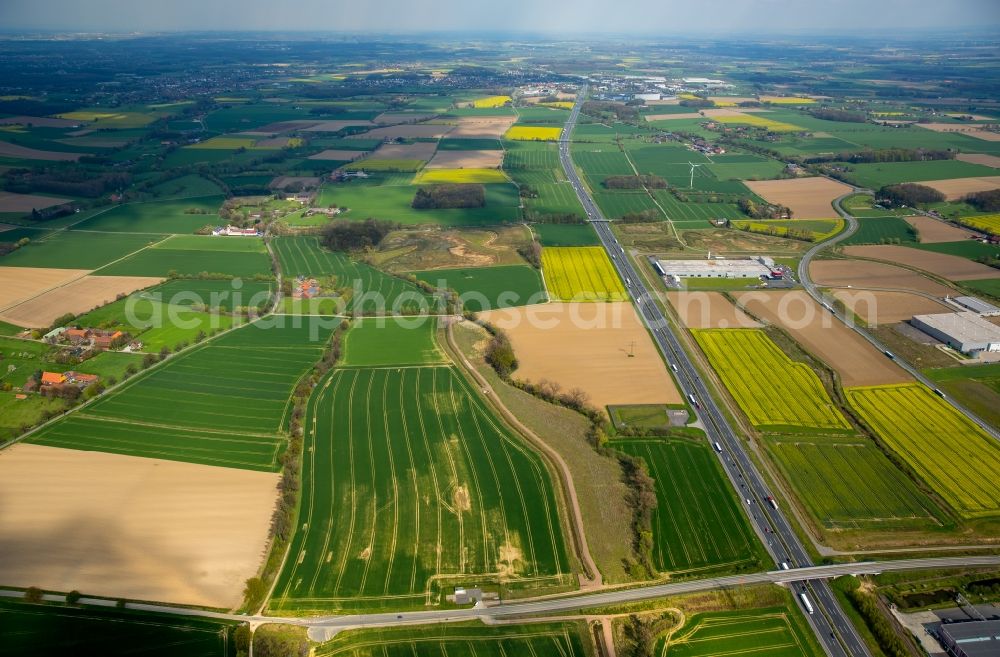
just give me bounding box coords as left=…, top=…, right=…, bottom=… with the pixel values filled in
left=911, top=312, right=1000, bottom=355
left=951, top=296, right=1000, bottom=317
left=938, top=619, right=1000, bottom=657
left=655, top=256, right=774, bottom=279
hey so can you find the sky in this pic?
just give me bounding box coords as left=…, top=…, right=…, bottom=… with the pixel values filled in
left=0, top=0, right=998, bottom=34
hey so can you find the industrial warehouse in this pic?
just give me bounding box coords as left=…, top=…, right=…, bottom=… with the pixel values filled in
left=912, top=312, right=1000, bottom=356
left=653, top=255, right=780, bottom=279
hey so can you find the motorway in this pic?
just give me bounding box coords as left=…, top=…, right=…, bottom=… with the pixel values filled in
left=557, top=88, right=871, bottom=657
left=799, top=193, right=1000, bottom=442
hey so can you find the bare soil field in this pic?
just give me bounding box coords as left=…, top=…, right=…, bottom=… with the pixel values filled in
left=667, top=291, right=761, bottom=329
left=810, top=259, right=954, bottom=296
left=644, top=112, right=707, bottom=121
left=700, top=107, right=770, bottom=116
left=843, top=245, right=1000, bottom=280
left=0, top=444, right=278, bottom=608
left=733, top=290, right=912, bottom=387
left=0, top=116, right=84, bottom=128
left=917, top=124, right=1000, bottom=141
left=920, top=176, right=1000, bottom=200
left=268, top=176, right=320, bottom=190
left=744, top=177, right=852, bottom=219
left=0, top=275, right=163, bottom=328
left=0, top=141, right=81, bottom=161
left=447, top=116, right=517, bottom=139
left=478, top=302, right=682, bottom=410
left=307, top=149, right=366, bottom=161
left=0, top=266, right=90, bottom=312
left=350, top=124, right=453, bottom=140
left=374, top=225, right=531, bottom=271
left=426, top=149, right=503, bottom=169
left=904, top=215, right=976, bottom=242
left=645, top=98, right=681, bottom=106
left=367, top=141, right=438, bottom=161
left=298, top=120, right=374, bottom=133
left=831, top=289, right=953, bottom=324
left=373, top=112, right=437, bottom=125
left=956, top=153, right=1000, bottom=168
left=0, top=191, right=72, bottom=212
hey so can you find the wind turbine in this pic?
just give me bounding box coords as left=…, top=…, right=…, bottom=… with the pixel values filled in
left=688, top=162, right=703, bottom=189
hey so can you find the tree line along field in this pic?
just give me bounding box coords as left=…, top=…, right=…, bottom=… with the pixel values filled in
left=614, top=438, right=766, bottom=575
left=315, top=621, right=590, bottom=657
left=413, top=264, right=547, bottom=312
left=273, top=236, right=437, bottom=314
left=270, top=365, right=571, bottom=613
left=693, top=329, right=852, bottom=432
left=765, top=435, right=945, bottom=533
left=541, top=246, right=628, bottom=301
left=29, top=319, right=337, bottom=470
left=846, top=383, right=1000, bottom=520
left=659, top=607, right=823, bottom=657
left=0, top=600, right=238, bottom=657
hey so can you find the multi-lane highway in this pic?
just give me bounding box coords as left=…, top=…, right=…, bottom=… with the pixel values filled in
left=558, top=87, right=871, bottom=657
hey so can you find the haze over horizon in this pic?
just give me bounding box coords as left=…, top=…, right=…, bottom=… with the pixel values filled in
left=1, top=0, right=998, bottom=35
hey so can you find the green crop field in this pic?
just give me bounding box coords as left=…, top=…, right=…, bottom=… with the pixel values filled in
left=525, top=181, right=586, bottom=216
left=0, top=600, right=237, bottom=657
left=532, top=223, right=600, bottom=246
left=73, top=196, right=224, bottom=233
left=97, top=247, right=273, bottom=278
left=342, top=316, right=445, bottom=366
left=593, top=190, right=666, bottom=221
left=413, top=264, right=546, bottom=311
left=659, top=607, right=822, bottom=657
left=925, top=362, right=1000, bottom=429
left=315, top=621, right=589, bottom=657
left=694, top=329, right=851, bottom=431
left=541, top=246, right=627, bottom=301
left=0, top=231, right=162, bottom=269
left=706, top=155, right=785, bottom=181
left=846, top=383, right=1000, bottom=519
left=841, top=216, right=918, bottom=245
left=152, top=234, right=266, bottom=252
left=652, top=192, right=748, bottom=225
left=572, top=148, right=634, bottom=179
left=141, top=278, right=273, bottom=309
left=271, top=366, right=570, bottom=612
left=614, top=438, right=765, bottom=574
left=766, top=436, right=943, bottom=531
left=841, top=160, right=997, bottom=189
left=913, top=240, right=1000, bottom=261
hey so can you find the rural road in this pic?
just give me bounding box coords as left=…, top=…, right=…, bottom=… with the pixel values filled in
left=798, top=192, right=1000, bottom=442
left=557, top=87, right=871, bottom=657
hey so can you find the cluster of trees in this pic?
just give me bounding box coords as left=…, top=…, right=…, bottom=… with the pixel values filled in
left=738, top=197, right=792, bottom=219
left=965, top=188, right=1000, bottom=212
left=621, top=615, right=656, bottom=657
left=517, top=240, right=542, bottom=269
left=525, top=211, right=584, bottom=224
left=5, top=168, right=130, bottom=199
left=735, top=222, right=816, bottom=243
left=483, top=324, right=518, bottom=377
left=679, top=97, right=714, bottom=109
left=0, top=236, right=30, bottom=256
left=321, top=218, right=397, bottom=252
left=808, top=108, right=867, bottom=123
left=836, top=578, right=910, bottom=657
left=877, top=183, right=945, bottom=208
left=580, top=101, right=640, bottom=123
left=620, top=454, right=658, bottom=579
left=411, top=183, right=485, bottom=209
left=807, top=148, right=955, bottom=165
left=621, top=209, right=663, bottom=224
left=604, top=175, right=668, bottom=190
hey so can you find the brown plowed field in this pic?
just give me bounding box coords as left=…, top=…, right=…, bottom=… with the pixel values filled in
left=917, top=124, right=1000, bottom=141
left=0, top=191, right=72, bottom=212
left=667, top=291, right=761, bottom=329
left=478, top=302, right=682, bottom=411
left=0, top=267, right=90, bottom=312
left=904, top=215, right=976, bottom=243
left=0, top=444, right=278, bottom=608
left=956, top=153, right=1000, bottom=168
left=426, top=149, right=503, bottom=169
left=831, top=289, right=953, bottom=324
left=373, top=112, right=437, bottom=125
left=307, top=149, right=366, bottom=161
left=733, top=290, right=912, bottom=387
left=0, top=141, right=81, bottom=161
left=350, top=124, right=453, bottom=140
left=842, top=245, right=1000, bottom=280
left=743, top=177, right=852, bottom=219
left=368, top=141, right=438, bottom=161
left=920, top=176, right=1000, bottom=200
left=809, top=259, right=954, bottom=296
left=0, top=275, right=163, bottom=327
left=447, top=116, right=517, bottom=139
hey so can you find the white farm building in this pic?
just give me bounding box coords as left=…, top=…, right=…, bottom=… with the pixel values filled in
left=911, top=312, right=1000, bottom=355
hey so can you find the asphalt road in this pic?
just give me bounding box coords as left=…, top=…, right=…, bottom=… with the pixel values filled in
left=799, top=192, right=1000, bottom=442
left=557, top=88, right=870, bottom=657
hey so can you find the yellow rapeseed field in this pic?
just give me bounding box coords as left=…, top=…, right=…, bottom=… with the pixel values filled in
left=759, top=96, right=817, bottom=104
left=695, top=329, right=852, bottom=431
left=412, top=168, right=508, bottom=184
left=505, top=125, right=563, bottom=141
left=472, top=95, right=512, bottom=108
left=846, top=383, right=1000, bottom=519
left=712, top=113, right=804, bottom=133
left=957, top=214, right=1000, bottom=236
left=541, top=247, right=627, bottom=301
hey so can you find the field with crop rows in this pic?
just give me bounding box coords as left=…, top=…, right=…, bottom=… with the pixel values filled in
left=273, top=236, right=437, bottom=314
left=694, top=329, right=851, bottom=431
left=541, top=246, right=627, bottom=301
left=413, top=264, right=546, bottom=312
left=660, top=608, right=822, bottom=657
left=766, top=436, right=942, bottom=531
left=846, top=383, right=1000, bottom=518
left=315, top=621, right=589, bottom=657
left=342, top=317, right=445, bottom=367
left=532, top=223, right=599, bottom=246
left=74, top=196, right=223, bottom=234
left=614, top=438, right=765, bottom=574
left=0, top=231, right=162, bottom=270
left=271, top=366, right=570, bottom=612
